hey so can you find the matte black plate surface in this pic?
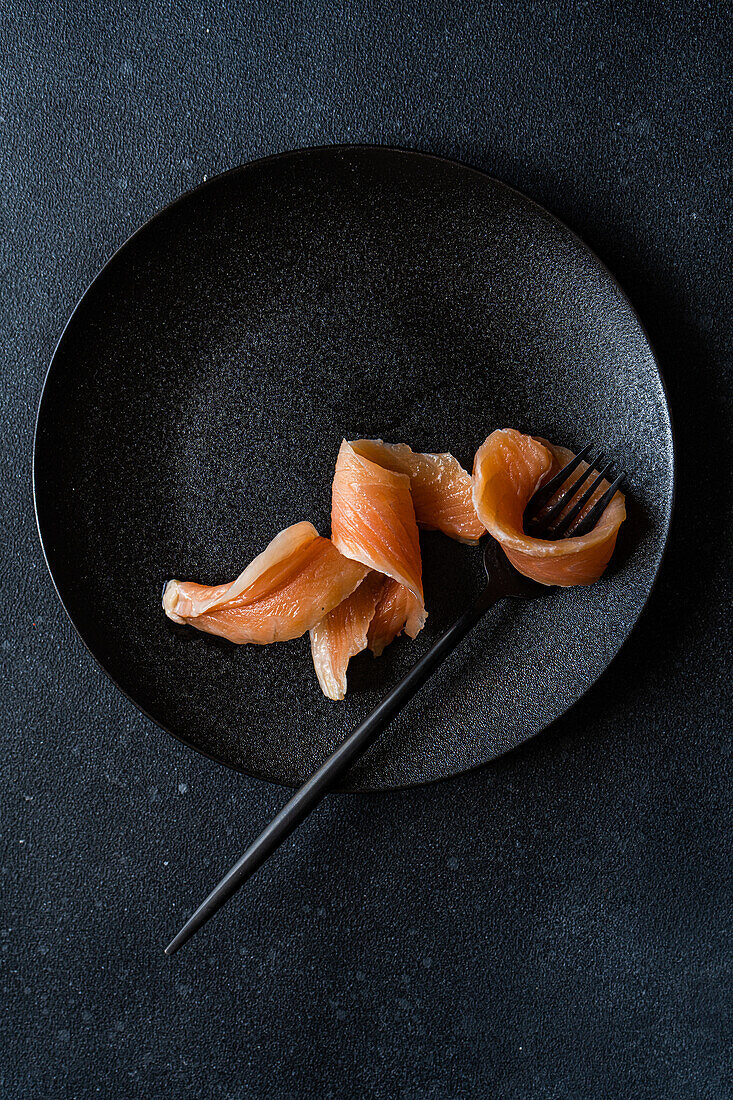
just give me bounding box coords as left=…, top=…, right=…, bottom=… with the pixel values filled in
left=34, top=146, right=674, bottom=792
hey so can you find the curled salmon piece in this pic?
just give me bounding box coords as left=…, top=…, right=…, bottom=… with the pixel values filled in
left=309, top=573, right=387, bottom=700
left=331, top=439, right=425, bottom=603
left=347, top=439, right=484, bottom=544
left=316, top=436, right=485, bottom=698
left=163, top=521, right=368, bottom=644
left=472, top=429, right=626, bottom=586
left=310, top=573, right=426, bottom=700
left=309, top=440, right=431, bottom=698
left=367, top=578, right=425, bottom=656
left=332, top=438, right=429, bottom=637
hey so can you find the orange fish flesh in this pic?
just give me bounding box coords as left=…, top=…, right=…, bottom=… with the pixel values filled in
left=313, top=439, right=477, bottom=697
left=472, top=428, right=626, bottom=587
left=345, top=439, right=483, bottom=544
left=309, top=572, right=387, bottom=701
left=331, top=439, right=425, bottom=603
left=366, top=578, right=425, bottom=656
left=163, top=521, right=368, bottom=644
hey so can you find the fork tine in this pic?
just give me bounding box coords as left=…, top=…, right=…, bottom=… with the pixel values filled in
left=568, top=472, right=627, bottom=538
left=528, top=457, right=600, bottom=535
left=523, top=443, right=593, bottom=522
left=547, top=463, right=613, bottom=538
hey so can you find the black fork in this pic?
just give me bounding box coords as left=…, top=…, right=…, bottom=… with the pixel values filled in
left=165, top=448, right=625, bottom=955
left=523, top=445, right=626, bottom=540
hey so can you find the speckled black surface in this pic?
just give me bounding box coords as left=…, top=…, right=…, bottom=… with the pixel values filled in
left=3, top=2, right=732, bottom=1097
left=34, top=147, right=673, bottom=790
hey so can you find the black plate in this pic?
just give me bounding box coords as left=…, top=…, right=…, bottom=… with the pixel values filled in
left=34, top=146, right=674, bottom=792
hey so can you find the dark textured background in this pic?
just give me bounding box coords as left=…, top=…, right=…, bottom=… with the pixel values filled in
left=2, top=2, right=731, bottom=1097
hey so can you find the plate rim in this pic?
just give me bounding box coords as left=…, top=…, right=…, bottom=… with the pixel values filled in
left=33, top=143, right=676, bottom=793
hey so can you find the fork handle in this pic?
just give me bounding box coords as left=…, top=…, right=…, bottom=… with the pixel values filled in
left=164, top=585, right=501, bottom=955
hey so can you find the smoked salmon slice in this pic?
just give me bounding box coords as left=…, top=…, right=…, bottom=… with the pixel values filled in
left=310, top=573, right=427, bottom=701
left=345, top=440, right=484, bottom=544
left=472, top=429, right=626, bottom=587
left=309, top=573, right=387, bottom=700
left=331, top=439, right=425, bottom=604
left=366, top=578, right=425, bottom=657
left=163, top=521, right=368, bottom=644
left=312, top=438, right=476, bottom=698
left=329, top=438, right=429, bottom=677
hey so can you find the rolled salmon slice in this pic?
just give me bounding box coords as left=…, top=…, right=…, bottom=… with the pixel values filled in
left=308, top=440, right=431, bottom=698
left=163, top=521, right=368, bottom=644
left=367, top=578, right=425, bottom=656
left=309, top=573, right=387, bottom=700
left=332, top=439, right=430, bottom=639
left=347, top=439, right=484, bottom=544
left=472, top=429, right=626, bottom=586
left=331, top=439, right=425, bottom=603
left=314, top=436, right=483, bottom=698
left=310, top=569, right=428, bottom=700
